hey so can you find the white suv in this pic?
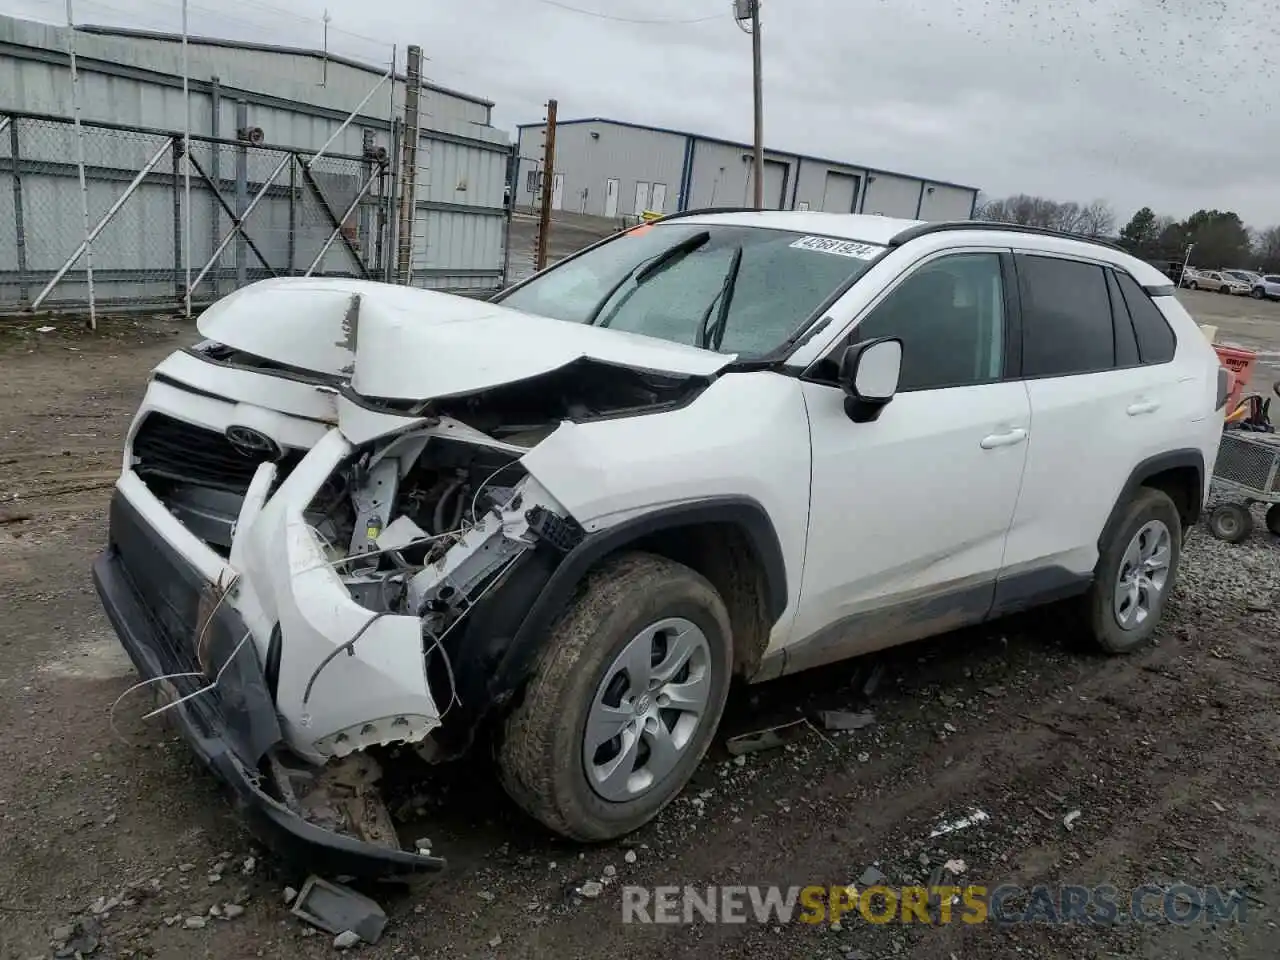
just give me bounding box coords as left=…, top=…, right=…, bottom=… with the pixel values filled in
left=1251, top=274, right=1280, bottom=300
left=94, top=212, right=1226, bottom=875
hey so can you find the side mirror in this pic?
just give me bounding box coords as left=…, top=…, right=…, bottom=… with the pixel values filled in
left=838, top=337, right=902, bottom=422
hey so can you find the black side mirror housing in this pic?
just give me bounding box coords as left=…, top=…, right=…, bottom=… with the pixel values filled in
left=838, top=336, right=903, bottom=423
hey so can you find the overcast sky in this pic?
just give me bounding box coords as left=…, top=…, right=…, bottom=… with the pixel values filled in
left=8, top=0, right=1280, bottom=228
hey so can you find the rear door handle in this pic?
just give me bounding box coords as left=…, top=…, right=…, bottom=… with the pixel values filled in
left=980, top=428, right=1028, bottom=449
left=1127, top=400, right=1159, bottom=416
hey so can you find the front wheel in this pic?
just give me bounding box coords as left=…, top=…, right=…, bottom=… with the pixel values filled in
left=1085, top=488, right=1181, bottom=654
left=497, top=552, right=732, bottom=841
left=1253, top=287, right=1267, bottom=300
left=1220, top=285, right=1231, bottom=294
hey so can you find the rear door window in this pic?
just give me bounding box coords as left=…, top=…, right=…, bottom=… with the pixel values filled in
left=1018, top=255, right=1115, bottom=377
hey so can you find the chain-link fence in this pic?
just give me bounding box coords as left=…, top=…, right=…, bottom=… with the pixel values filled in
left=0, top=112, right=394, bottom=316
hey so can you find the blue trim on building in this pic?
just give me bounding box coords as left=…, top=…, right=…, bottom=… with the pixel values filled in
left=514, top=116, right=980, bottom=195
left=969, top=192, right=979, bottom=218
left=914, top=182, right=927, bottom=218
left=790, top=158, right=802, bottom=210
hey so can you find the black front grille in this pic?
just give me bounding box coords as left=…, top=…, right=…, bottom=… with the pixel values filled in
left=132, top=413, right=300, bottom=495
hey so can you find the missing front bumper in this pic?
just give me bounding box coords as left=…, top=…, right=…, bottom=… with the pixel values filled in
left=93, top=489, right=444, bottom=877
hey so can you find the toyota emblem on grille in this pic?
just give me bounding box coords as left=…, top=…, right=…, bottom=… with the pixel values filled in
left=225, top=425, right=283, bottom=460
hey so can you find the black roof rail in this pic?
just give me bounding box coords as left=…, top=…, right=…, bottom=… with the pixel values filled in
left=889, top=220, right=1128, bottom=254
left=652, top=206, right=766, bottom=222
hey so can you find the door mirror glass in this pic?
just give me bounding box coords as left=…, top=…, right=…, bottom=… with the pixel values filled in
left=838, top=337, right=902, bottom=421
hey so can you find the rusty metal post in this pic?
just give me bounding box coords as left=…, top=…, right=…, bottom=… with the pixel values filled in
left=172, top=139, right=182, bottom=297
left=8, top=119, right=29, bottom=305
left=534, top=98, right=557, bottom=272
left=395, top=45, right=422, bottom=285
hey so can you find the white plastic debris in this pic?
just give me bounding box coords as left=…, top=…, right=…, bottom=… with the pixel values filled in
left=36, top=325, right=55, bottom=333
left=929, top=809, right=990, bottom=838
left=943, top=858, right=967, bottom=874
left=1064, top=810, right=1082, bottom=830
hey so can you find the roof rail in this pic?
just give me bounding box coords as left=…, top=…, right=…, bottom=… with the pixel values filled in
left=889, top=221, right=1128, bottom=254
left=652, top=206, right=763, bottom=222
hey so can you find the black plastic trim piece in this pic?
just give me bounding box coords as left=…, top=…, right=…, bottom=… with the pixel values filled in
left=1146, top=284, right=1177, bottom=297
left=889, top=220, right=1128, bottom=254
left=93, top=491, right=443, bottom=877
left=1100, top=449, right=1206, bottom=546
left=482, top=497, right=788, bottom=717
left=990, top=566, right=1092, bottom=618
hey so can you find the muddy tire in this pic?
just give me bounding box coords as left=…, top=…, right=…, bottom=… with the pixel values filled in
left=497, top=552, right=732, bottom=841
left=1085, top=487, right=1182, bottom=654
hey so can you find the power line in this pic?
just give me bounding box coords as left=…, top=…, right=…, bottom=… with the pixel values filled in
left=533, top=0, right=723, bottom=25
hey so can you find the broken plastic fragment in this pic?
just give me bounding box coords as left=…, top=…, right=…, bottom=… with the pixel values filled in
left=290, top=875, right=387, bottom=944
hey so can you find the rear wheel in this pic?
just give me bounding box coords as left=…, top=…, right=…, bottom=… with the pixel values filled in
left=1265, top=504, right=1280, bottom=537
left=1188, top=281, right=1199, bottom=290
left=1253, top=287, right=1267, bottom=300
left=1086, top=488, right=1181, bottom=654
left=1220, top=285, right=1231, bottom=294
left=1209, top=502, right=1253, bottom=543
left=497, top=552, right=732, bottom=841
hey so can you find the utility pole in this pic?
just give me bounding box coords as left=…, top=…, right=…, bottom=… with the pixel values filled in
left=395, top=44, right=422, bottom=285
left=534, top=98, right=557, bottom=272
left=735, top=0, right=764, bottom=210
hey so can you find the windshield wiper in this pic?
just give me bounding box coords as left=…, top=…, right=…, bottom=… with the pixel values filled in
left=586, top=231, right=710, bottom=326
left=696, top=245, right=744, bottom=351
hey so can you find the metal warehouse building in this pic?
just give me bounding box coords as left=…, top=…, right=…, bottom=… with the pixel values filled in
left=0, top=13, right=511, bottom=314
left=515, top=117, right=978, bottom=222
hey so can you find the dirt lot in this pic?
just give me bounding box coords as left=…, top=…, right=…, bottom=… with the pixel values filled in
left=2, top=284, right=1280, bottom=960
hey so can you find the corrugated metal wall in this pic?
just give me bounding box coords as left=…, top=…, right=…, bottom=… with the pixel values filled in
left=409, top=121, right=511, bottom=291
left=515, top=122, right=686, bottom=218
left=0, top=13, right=511, bottom=312
left=514, top=118, right=980, bottom=222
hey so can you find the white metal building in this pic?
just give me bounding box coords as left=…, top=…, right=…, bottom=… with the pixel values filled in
left=0, top=13, right=511, bottom=311
left=515, top=117, right=978, bottom=222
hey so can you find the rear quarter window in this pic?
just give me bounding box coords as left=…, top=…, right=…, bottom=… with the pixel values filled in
left=1115, top=272, right=1176, bottom=364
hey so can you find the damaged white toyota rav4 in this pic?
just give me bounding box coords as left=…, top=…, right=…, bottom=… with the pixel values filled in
left=95, top=211, right=1227, bottom=875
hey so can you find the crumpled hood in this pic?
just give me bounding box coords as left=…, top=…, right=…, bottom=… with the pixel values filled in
left=197, top=277, right=734, bottom=400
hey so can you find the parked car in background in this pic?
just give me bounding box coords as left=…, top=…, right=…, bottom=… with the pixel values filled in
left=1186, top=270, right=1250, bottom=295
left=1223, top=269, right=1262, bottom=286
left=1251, top=274, right=1280, bottom=300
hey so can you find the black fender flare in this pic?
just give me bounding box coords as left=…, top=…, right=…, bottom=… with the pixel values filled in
left=430, top=496, right=787, bottom=755
left=1097, top=448, right=1205, bottom=555
left=503, top=495, right=787, bottom=681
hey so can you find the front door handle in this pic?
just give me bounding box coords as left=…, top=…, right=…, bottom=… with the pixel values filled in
left=1127, top=400, right=1160, bottom=416
left=980, top=428, right=1028, bottom=449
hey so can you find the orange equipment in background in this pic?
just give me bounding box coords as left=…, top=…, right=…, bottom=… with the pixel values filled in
left=1214, top=344, right=1257, bottom=418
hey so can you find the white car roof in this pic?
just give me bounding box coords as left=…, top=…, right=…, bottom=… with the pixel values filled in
left=671, top=210, right=1171, bottom=289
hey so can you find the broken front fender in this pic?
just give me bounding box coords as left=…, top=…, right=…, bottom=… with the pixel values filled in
left=236, top=428, right=441, bottom=762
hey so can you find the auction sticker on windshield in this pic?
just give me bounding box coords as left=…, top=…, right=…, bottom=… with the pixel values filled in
left=790, top=236, right=884, bottom=260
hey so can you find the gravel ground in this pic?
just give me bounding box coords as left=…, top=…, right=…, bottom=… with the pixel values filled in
left=2, top=309, right=1280, bottom=960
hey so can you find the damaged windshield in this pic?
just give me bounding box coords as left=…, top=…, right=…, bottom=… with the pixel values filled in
left=495, top=223, right=886, bottom=357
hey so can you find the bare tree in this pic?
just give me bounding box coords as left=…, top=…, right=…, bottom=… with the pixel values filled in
left=975, top=194, right=1113, bottom=236
left=1255, top=225, right=1280, bottom=271
left=1077, top=200, right=1116, bottom=238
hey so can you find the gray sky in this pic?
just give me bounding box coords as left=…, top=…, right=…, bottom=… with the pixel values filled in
left=9, top=0, right=1280, bottom=228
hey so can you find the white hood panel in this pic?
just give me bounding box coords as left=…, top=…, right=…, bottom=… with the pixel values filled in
left=197, top=278, right=734, bottom=401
